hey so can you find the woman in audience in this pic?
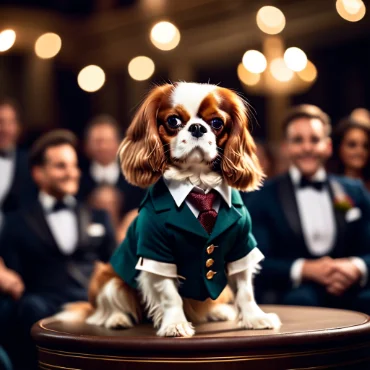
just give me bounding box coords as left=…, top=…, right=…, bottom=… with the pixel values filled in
left=329, top=118, right=370, bottom=190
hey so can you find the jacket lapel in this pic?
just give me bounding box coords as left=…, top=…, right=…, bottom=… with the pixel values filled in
left=208, top=190, right=242, bottom=243
left=327, top=177, right=347, bottom=256
left=278, top=174, right=305, bottom=243
left=23, top=202, right=60, bottom=253
left=75, top=203, right=91, bottom=250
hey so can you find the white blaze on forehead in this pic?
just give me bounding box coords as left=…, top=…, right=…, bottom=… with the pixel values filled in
left=171, top=82, right=219, bottom=117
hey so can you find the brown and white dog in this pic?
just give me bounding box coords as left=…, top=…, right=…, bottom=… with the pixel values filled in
left=57, top=82, right=281, bottom=337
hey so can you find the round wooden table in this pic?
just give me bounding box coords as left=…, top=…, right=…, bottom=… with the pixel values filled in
left=32, top=305, right=370, bottom=370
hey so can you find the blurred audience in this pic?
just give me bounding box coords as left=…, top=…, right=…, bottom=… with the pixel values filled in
left=0, top=130, right=116, bottom=369
left=117, top=208, right=139, bottom=242
left=350, top=108, right=370, bottom=126
left=78, top=114, right=145, bottom=215
left=246, top=104, right=370, bottom=313
left=328, top=117, right=370, bottom=191
left=88, top=184, right=124, bottom=242
left=255, top=140, right=275, bottom=179
left=0, top=98, right=36, bottom=231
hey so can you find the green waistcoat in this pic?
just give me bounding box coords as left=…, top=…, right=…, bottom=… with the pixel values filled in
left=110, top=179, right=258, bottom=301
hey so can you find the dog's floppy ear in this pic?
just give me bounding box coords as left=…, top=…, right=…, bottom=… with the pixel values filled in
left=219, top=89, right=264, bottom=191
left=118, top=84, right=174, bottom=188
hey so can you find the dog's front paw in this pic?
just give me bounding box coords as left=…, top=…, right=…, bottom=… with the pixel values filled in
left=208, top=303, right=237, bottom=322
left=104, top=312, right=134, bottom=330
left=239, top=312, right=281, bottom=330
left=157, top=321, right=195, bottom=337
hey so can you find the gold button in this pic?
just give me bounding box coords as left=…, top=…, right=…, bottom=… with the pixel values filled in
left=206, top=258, right=214, bottom=268
left=206, top=270, right=216, bottom=280
left=207, top=245, right=215, bottom=254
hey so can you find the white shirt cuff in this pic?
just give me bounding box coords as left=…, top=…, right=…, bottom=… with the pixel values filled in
left=135, top=257, right=185, bottom=280
left=290, top=259, right=305, bottom=287
left=227, top=248, right=264, bottom=276
left=350, top=257, right=368, bottom=287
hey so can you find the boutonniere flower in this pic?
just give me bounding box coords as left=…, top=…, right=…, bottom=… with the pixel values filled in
left=334, top=194, right=354, bottom=212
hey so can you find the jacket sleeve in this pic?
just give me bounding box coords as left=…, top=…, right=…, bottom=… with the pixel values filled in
left=136, top=206, right=175, bottom=263
left=348, top=181, right=370, bottom=279
left=0, top=214, right=23, bottom=276
left=246, top=191, right=296, bottom=289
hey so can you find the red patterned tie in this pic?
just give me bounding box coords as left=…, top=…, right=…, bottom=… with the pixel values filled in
left=186, top=190, right=218, bottom=234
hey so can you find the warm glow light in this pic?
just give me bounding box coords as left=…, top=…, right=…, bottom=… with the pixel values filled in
left=242, top=50, right=267, bottom=74
left=297, top=60, right=317, bottom=82
left=284, top=47, right=307, bottom=72
left=150, top=21, right=181, bottom=51
left=78, top=65, right=105, bottom=92
left=270, top=58, right=294, bottom=82
left=237, top=63, right=260, bottom=86
left=336, top=0, right=366, bottom=22
left=0, top=29, right=16, bottom=52
left=256, top=6, right=286, bottom=35
left=35, top=33, right=62, bottom=59
left=128, top=56, right=155, bottom=81
left=342, top=0, right=363, bottom=14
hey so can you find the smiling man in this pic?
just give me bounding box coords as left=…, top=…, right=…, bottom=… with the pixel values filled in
left=246, top=104, right=370, bottom=313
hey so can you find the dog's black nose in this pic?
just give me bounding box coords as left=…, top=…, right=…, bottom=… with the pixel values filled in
left=189, top=124, right=207, bottom=138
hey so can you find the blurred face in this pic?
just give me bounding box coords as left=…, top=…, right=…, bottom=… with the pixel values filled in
left=0, top=104, right=20, bottom=150
left=285, top=118, right=332, bottom=178
left=339, top=128, right=369, bottom=171
left=33, top=144, right=80, bottom=199
left=89, top=187, right=121, bottom=225
left=85, top=123, right=120, bottom=166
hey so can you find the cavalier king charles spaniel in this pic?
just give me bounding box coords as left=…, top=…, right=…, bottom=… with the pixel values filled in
left=57, top=82, right=281, bottom=337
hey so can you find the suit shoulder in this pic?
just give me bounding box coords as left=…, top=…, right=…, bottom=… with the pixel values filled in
left=330, top=174, right=364, bottom=190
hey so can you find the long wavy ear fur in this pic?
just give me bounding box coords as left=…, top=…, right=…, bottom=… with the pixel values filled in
left=118, top=84, right=174, bottom=188
left=218, top=89, right=265, bottom=191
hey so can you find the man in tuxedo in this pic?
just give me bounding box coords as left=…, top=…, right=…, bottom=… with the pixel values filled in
left=0, top=129, right=116, bottom=368
left=0, top=98, right=36, bottom=231
left=246, top=105, right=370, bottom=313
left=78, top=114, right=145, bottom=214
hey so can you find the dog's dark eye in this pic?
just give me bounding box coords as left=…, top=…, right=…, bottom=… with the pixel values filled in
left=210, top=118, right=224, bottom=130
left=167, top=115, right=182, bottom=128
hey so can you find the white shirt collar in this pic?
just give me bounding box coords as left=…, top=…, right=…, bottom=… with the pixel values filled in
left=39, top=191, right=77, bottom=212
left=90, top=161, right=120, bottom=185
left=289, top=165, right=327, bottom=186
left=164, top=178, right=232, bottom=208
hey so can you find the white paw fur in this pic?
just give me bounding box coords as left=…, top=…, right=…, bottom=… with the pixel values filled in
left=208, top=304, right=237, bottom=322
left=157, top=321, right=195, bottom=337
left=238, top=312, right=281, bottom=330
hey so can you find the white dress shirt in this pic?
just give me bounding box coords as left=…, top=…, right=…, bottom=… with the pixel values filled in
left=0, top=152, right=16, bottom=231
left=39, top=192, right=79, bottom=255
left=90, top=161, right=120, bottom=185
left=135, top=178, right=264, bottom=278
left=289, top=166, right=367, bottom=286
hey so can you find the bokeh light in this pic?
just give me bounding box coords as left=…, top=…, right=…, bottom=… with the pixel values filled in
left=256, top=6, right=286, bottom=35
left=297, top=60, right=317, bottom=82
left=242, top=50, right=267, bottom=74
left=270, top=58, right=294, bottom=82
left=35, top=33, right=62, bottom=59
left=150, top=21, right=181, bottom=51
left=284, top=47, right=307, bottom=72
left=0, top=29, right=16, bottom=52
left=336, top=0, right=366, bottom=22
left=128, top=56, right=155, bottom=81
left=78, top=65, right=106, bottom=92
left=237, top=63, right=261, bottom=86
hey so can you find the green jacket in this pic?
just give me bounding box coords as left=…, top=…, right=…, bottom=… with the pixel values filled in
left=110, top=179, right=259, bottom=301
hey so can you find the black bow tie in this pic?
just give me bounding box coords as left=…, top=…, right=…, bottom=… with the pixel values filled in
left=51, top=201, right=71, bottom=213
left=299, top=177, right=326, bottom=191
left=0, top=150, right=12, bottom=159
